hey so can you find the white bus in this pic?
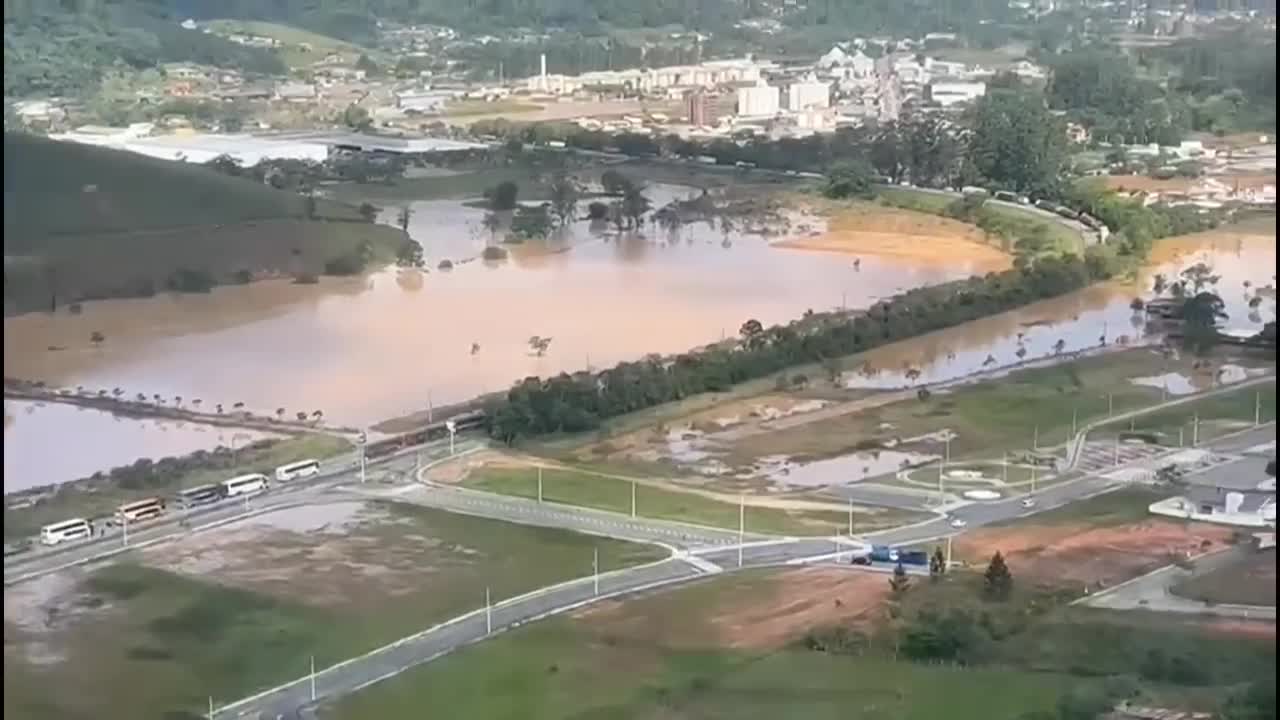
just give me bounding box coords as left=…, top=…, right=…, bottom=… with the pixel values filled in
left=176, top=484, right=222, bottom=509
left=274, top=458, right=321, bottom=482
left=40, top=518, right=93, bottom=546
left=220, top=473, right=268, bottom=498
left=116, top=498, right=166, bottom=523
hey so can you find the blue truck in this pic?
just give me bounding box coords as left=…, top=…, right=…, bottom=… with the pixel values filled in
left=851, top=546, right=929, bottom=566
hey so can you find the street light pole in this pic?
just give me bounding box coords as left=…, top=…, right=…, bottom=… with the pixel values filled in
left=630, top=480, right=637, bottom=518
left=358, top=430, right=367, bottom=484
left=310, top=655, right=317, bottom=701
left=737, top=495, right=745, bottom=568
left=485, top=587, right=492, bottom=635
left=847, top=498, right=854, bottom=537
left=1033, top=425, right=1039, bottom=452
left=593, top=547, right=600, bottom=596
left=537, top=466, right=543, bottom=503
left=1192, top=413, right=1200, bottom=446
left=122, top=516, right=128, bottom=547
left=446, top=420, right=457, bottom=456
left=1071, top=408, right=1078, bottom=437
left=1255, top=391, right=1262, bottom=426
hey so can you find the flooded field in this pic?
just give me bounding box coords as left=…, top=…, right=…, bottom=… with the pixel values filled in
left=839, top=224, right=1276, bottom=390
left=4, top=190, right=1274, bottom=490
left=3, top=185, right=989, bottom=486
left=3, top=399, right=278, bottom=493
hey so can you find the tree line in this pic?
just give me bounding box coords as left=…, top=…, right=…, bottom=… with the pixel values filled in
left=487, top=250, right=1113, bottom=443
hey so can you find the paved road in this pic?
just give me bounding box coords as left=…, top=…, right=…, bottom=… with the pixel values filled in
left=3, top=440, right=469, bottom=586
left=1079, top=546, right=1277, bottom=620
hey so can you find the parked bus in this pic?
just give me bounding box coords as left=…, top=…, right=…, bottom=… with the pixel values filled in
left=176, top=484, right=221, bottom=509
left=274, top=459, right=321, bottom=482
left=116, top=497, right=165, bottom=523
left=40, top=518, right=92, bottom=546
left=220, top=473, right=268, bottom=498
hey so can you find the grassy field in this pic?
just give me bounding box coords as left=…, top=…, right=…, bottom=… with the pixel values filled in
left=324, top=608, right=1072, bottom=720
left=707, top=349, right=1204, bottom=467
left=3, top=433, right=351, bottom=541
left=1095, top=380, right=1277, bottom=444
left=325, top=557, right=1275, bottom=720
left=3, top=502, right=665, bottom=720
left=4, top=133, right=402, bottom=313
left=878, top=186, right=1084, bottom=253
left=461, top=465, right=908, bottom=535
left=204, top=19, right=367, bottom=69
left=1173, top=549, right=1277, bottom=606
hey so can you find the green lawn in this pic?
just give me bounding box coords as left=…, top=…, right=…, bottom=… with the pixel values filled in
left=714, top=348, right=1202, bottom=467
left=323, top=616, right=1073, bottom=720
left=3, top=502, right=665, bottom=720
left=3, top=433, right=352, bottom=541
left=1096, top=381, right=1276, bottom=445
left=462, top=465, right=895, bottom=536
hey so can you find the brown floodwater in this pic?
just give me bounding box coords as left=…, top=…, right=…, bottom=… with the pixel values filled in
left=3, top=400, right=278, bottom=493
left=840, top=226, right=1277, bottom=389
left=4, top=188, right=1273, bottom=490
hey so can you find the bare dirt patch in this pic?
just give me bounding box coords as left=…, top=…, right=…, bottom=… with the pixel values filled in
left=776, top=204, right=1010, bottom=272
left=577, top=568, right=888, bottom=651
left=138, top=500, right=458, bottom=609
left=1204, top=618, right=1277, bottom=640
left=954, top=520, right=1234, bottom=590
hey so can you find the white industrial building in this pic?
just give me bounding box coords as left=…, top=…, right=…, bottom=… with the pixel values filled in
left=48, top=129, right=486, bottom=166
left=737, top=79, right=780, bottom=117
left=527, top=55, right=770, bottom=96
left=787, top=74, right=831, bottom=111
left=928, top=81, right=987, bottom=107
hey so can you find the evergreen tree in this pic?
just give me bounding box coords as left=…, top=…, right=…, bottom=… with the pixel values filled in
left=983, top=551, right=1013, bottom=600
left=929, top=547, right=947, bottom=581
left=889, top=561, right=911, bottom=595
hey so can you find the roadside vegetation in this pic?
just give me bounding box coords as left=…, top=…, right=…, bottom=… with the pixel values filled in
left=461, top=465, right=920, bottom=535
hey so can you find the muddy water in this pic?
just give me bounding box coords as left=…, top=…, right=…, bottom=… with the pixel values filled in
left=3, top=185, right=986, bottom=432
left=4, top=191, right=1273, bottom=489
left=3, top=400, right=278, bottom=493
left=841, top=228, right=1277, bottom=389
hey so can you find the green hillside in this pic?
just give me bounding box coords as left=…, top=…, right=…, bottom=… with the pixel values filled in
left=3, top=133, right=405, bottom=314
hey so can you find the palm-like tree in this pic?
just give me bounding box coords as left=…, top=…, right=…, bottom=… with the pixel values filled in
left=276, top=408, right=286, bottom=421
left=1053, top=338, right=1066, bottom=355
left=1015, top=346, right=1027, bottom=360
left=112, top=388, right=123, bottom=398
left=136, top=392, right=147, bottom=403
left=983, top=354, right=997, bottom=367
left=215, top=403, right=224, bottom=414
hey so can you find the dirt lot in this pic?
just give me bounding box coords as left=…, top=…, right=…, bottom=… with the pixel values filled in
left=954, top=518, right=1235, bottom=591
left=577, top=568, right=889, bottom=651
left=775, top=203, right=1010, bottom=272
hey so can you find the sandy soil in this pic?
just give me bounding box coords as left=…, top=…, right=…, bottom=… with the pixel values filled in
left=954, top=519, right=1235, bottom=590
left=577, top=568, right=888, bottom=650
left=775, top=205, right=1010, bottom=272
left=1204, top=618, right=1277, bottom=639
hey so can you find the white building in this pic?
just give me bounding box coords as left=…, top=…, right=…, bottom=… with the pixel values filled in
left=928, top=81, right=986, bottom=107
left=787, top=74, right=831, bottom=111
left=526, top=57, right=768, bottom=96
left=1150, top=487, right=1276, bottom=528
left=737, top=79, right=780, bottom=117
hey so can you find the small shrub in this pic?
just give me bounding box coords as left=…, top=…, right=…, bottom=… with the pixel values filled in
left=481, top=246, right=509, bottom=261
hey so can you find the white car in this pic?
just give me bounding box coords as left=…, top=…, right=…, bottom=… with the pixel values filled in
left=1020, top=498, right=1037, bottom=509
left=949, top=517, right=967, bottom=529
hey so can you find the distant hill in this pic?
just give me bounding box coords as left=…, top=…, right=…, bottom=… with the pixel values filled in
left=3, top=133, right=334, bottom=246
left=3, top=132, right=405, bottom=314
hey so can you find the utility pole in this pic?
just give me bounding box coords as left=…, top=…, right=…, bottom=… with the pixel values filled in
left=1108, top=393, right=1114, bottom=417
left=208, top=697, right=215, bottom=720
left=1178, top=427, right=1185, bottom=447
left=1255, top=391, right=1262, bottom=426
left=446, top=420, right=457, bottom=456
left=631, top=480, right=637, bottom=518
left=427, top=390, right=434, bottom=424
left=122, top=516, right=128, bottom=547
left=944, top=435, right=951, bottom=466
left=359, top=430, right=367, bottom=484
left=1031, top=464, right=1037, bottom=493
left=485, top=587, right=492, bottom=635
left=310, top=656, right=317, bottom=701
left=1114, top=435, right=1120, bottom=467
left=1192, top=413, right=1200, bottom=446
left=737, top=496, right=745, bottom=568
left=1002, top=452, right=1008, bottom=484
left=1071, top=407, right=1078, bottom=437
left=945, top=536, right=952, bottom=568
left=1032, top=425, right=1039, bottom=452
left=847, top=498, right=854, bottom=536
left=537, top=467, right=543, bottom=503
left=593, top=547, right=600, bottom=596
